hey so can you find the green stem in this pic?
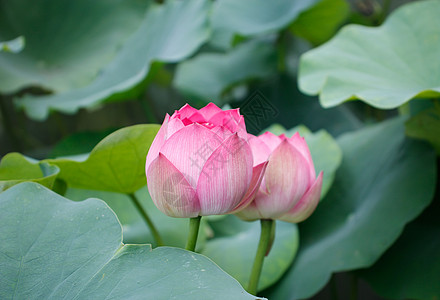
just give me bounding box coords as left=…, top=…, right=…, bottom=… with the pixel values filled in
left=129, top=193, right=164, bottom=246
left=185, top=216, right=202, bottom=252
left=247, top=219, right=274, bottom=295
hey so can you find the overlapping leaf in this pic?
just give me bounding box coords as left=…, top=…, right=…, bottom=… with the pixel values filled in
left=299, top=0, right=440, bottom=108
left=14, top=0, right=211, bottom=120
left=0, top=0, right=148, bottom=93
left=46, top=124, right=160, bottom=193
left=266, top=117, right=436, bottom=299
left=0, top=152, right=59, bottom=192
left=0, top=182, right=260, bottom=299
left=210, top=0, right=319, bottom=48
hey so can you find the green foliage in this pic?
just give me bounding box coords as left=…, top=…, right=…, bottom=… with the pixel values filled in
left=266, top=117, right=437, bottom=299
left=210, top=0, right=320, bottom=48
left=46, top=124, right=160, bottom=193
left=202, top=216, right=299, bottom=291
left=0, top=0, right=148, bottom=94
left=174, top=40, right=277, bottom=103
left=299, top=0, right=440, bottom=108
left=360, top=198, right=440, bottom=300
left=14, top=0, right=211, bottom=120
left=406, top=100, right=440, bottom=154
left=290, top=0, right=349, bottom=46
left=0, top=152, right=59, bottom=192
left=1, top=0, right=439, bottom=298
left=0, top=182, right=259, bottom=299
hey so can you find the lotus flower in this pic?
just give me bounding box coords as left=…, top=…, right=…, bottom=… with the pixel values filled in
left=146, top=103, right=267, bottom=218
left=235, top=132, right=323, bottom=223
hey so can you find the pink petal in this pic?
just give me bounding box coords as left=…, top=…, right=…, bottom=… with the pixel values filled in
left=159, top=123, right=222, bottom=188
left=258, top=131, right=283, bottom=152
left=287, top=132, right=315, bottom=182
left=167, top=117, right=185, bottom=137
left=210, top=125, right=234, bottom=142
left=196, top=134, right=253, bottom=215
left=176, top=103, right=199, bottom=119
left=231, top=161, right=268, bottom=213
left=199, top=103, right=223, bottom=120
left=248, top=134, right=272, bottom=166
left=209, top=109, right=241, bottom=131
left=235, top=115, right=248, bottom=140
left=145, top=114, right=169, bottom=171
left=254, top=140, right=312, bottom=219
left=279, top=172, right=323, bottom=223
left=186, top=111, right=206, bottom=123
left=147, top=153, right=200, bottom=218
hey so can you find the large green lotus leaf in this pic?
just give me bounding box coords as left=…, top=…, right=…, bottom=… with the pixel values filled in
left=15, top=0, right=210, bottom=120
left=46, top=124, right=160, bottom=193
left=264, top=124, right=342, bottom=198
left=0, top=152, right=59, bottom=192
left=290, top=0, right=349, bottom=46
left=0, top=0, right=148, bottom=94
left=0, top=36, right=24, bottom=53
left=406, top=101, right=440, bottom=154
left=65, top=185, right=208, bottom=249
left=0, top=182, right=261, bottom=300
left=174, top=40, right=276, bottom=103
left=265, top=117, right=437, bottom=299
left=298, top=0, right=440, bottom=109
left=210, top=0, right=319, bottom=48
left=202, top=216, right=298, bottom=292
left=360, top=197, right=440, bottom=300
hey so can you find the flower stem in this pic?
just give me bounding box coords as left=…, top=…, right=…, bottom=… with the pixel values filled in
left=129, top=193, right=164, bottom=246
left=185, top=216, right=202, bottom=252
left=247, top=219, right=275, bottom=295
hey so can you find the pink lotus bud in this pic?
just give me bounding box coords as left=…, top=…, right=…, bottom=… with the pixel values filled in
left=146, top=103, right=267, bottom=218
left=235, top=131, right=323, bottom=223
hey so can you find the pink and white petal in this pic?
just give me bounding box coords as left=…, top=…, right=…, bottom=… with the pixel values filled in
left=196, top=134, right=253, bottom=215
left=145, top=114, right=169, bottom=171
left=159, top=123, right=222, bottom=188
left=258, top=131, right=283, bottom=152
left=255, top=140, right=312, bottom=218
left=248, top=134, right=272, bottom=166
left=210, top=125, right=234, bottom=143
left=235, top=115, right=248, bottom=140
left=287, top=132, right=315, bottom=174
left=199, top=103, right=223, bottom=120
left=166, top=117, right=185, bottom=137
left=147, top=153, right=200, bottom=218
left=208, top=109, right=240, bottom=130
left=231, top=161, right=268, bottom=213
left=279, top=172, right=323, bottom=223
